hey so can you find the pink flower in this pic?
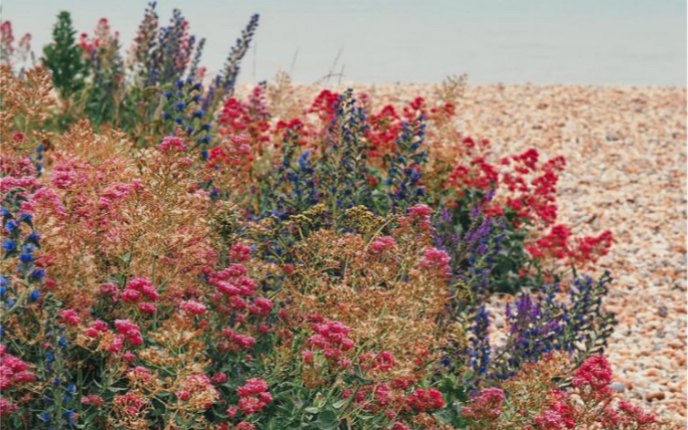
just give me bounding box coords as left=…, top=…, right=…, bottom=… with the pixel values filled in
left=617, top=400, right=656, bottom=425
left=533, top=409, right=575, bottom=429
left=0, top=397, right=18, bottom=417
left=127, top=277, right=159, bottom=301
left=229, top=243, right=252, bottom=261
left=211, top=372, right=228, bottom=385
left=461, top=387, right=505, bottom=420
left=81, top=394, right=104, bottom=407
left=408, top=204, right=433, bottom=217
left=572, top=354, right=612, bottom=393
left=373, top=351, right=396, bottom=371
left=238, top=396, right=264, bottom=414
left=99, top=282, right=119, bottom=301
left=249, top=297, right=273, bottom=316
left=114, top=319, right=143, bottom=346
left=237, top=378, right=268, bottom=397
left=158, top=136, right=187, bottom=152
left=0, top=352, right=35, bottom=391
left=405, top=388, right=445, bottom=412
left=121, top=289, right=142, bottom=302
left=92, top=320, right=110, bottom=332
left=107, top=335, right=124, bottom=352
left=369, top=236, right=397, bottom=254
left=58, top=309, right=81, bottom=326
left=138, top=301, right=157, bottom=314
left=127, top=366, right=153, bottom=383
left=419, top=247, right=451, bottom=277
left=180, top=300, right=207, bottom=315
left=229, top=333, right=256, bottom=351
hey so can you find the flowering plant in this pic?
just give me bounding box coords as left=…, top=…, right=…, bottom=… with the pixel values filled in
left=0, top=24, right=659, bottom=428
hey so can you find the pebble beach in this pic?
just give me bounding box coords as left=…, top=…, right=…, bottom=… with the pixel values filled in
left=240, top=82, right=687, bottom=427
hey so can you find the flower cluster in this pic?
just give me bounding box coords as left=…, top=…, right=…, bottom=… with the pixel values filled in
left=235, top=378, right=272, bottom=415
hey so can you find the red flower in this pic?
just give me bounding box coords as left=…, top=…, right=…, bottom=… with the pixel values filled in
left=58, top=309, right=81, bottom=326
left=405, top=388, right=445, bottom=412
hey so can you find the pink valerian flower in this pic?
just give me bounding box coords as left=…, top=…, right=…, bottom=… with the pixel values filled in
left=180, top=299, right=207, bottom=315
left=532, top=390, right=575, bottom=430
left=235, top=422, right=256, bottom=430
left=229, top=243, right=252, bottom=261
left=127, top=366, right=153, bottom=384
left=571, top=354, right=612, bottom=394
left=306, top=319, right=354, bottom=362
left=0, top=350, right=36, bottom=390
left=126, top=277, right=160, bottom=301
left=391, top=422, right=411, bottom=430
left=58, top=309, right=81, bottom=326
left=369, top=236, right=397, bottom=254
left=404, top=388, right=445, bottom=412
left=114, top=319, right=144, bottom=346
left=158, top=136, right=187, bottom=152
left=81, top=394, right=104, bottom=407
left=211, top=372, right=228, bottom=385
left=98, top=181, right=142, bottom=211
left=122, top=351, right=136, bottom=363
left=138, top=302, right=157, bottom=314
left=248, top=297, right=273, bottom=316
left=107, top=335, right=124, bottom=353
left=0, top=175, right=40, bottom=193
left=175, top=374, right=218, bottom=408
left=236, top=378, right=272, bottom=415
left=237, top=378, right=268, bottom=397
left=374, top=383, right=393, bottom=407
left=209, top=264, right=260, bottom=299
left=371, top=351, right=396, bottom=372
left=121, top=289, right=142, bottom=302
left=407, top=204, right=433, bottom=217
left=0, top=397, right=17, bottom=417
left=220, top=329, right=256, bottom=352
left=85, top=320, right=110, bottom=338
left=419, top=247, right=452, bottom=277
left=99, top=282, right=119, bottom=301
left=616, top=400, right=656, bottom=425
left=113, top=392, right=147, bottom=416
left=460, top=387, right=505, bottom=421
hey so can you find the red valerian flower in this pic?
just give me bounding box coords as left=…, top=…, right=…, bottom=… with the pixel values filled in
left=419, top=247, right=452, bottom=278
left=461, top=387, right=505, bottom=420
left=58, top=309, right=81, bottom=326
left=369, top=236, right=396, bottom=254
left=158, top=136, right=187, bottom=152
left=571, top=354, right=612, bottom=393
left=180, top=299, right=207, bottom=315
left=404, top=388, right=445, bottom=412
left=236, top=378, right=272, bottom=415
left=114, top=319, right=143, bottom=346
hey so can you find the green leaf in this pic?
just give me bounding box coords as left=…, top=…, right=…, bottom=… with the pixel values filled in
left=331, top=399, right=348, bottom=410
left=313, top=410, right=339, bottom=430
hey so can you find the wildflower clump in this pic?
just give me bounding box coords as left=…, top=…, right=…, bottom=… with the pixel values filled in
left=0, top=19, right=660, bottom=428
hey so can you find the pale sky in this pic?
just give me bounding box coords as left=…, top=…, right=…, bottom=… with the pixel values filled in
left=2, top=0, right=686, bottom=86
